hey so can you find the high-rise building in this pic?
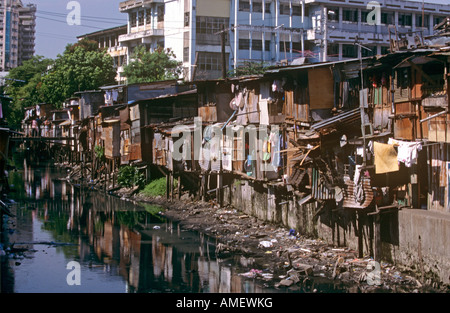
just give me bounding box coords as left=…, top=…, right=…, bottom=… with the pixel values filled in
left=0, top=0, right=36, bottom=71
left=118, top=0, right=450, bottom=81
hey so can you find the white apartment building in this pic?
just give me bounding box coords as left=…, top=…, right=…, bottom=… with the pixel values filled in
left=118, top=0, right=450, bottom=81
left=0, top=0, right=36, bottom=71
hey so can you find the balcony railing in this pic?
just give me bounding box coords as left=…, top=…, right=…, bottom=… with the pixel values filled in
left=119, top=28, right=164, bottom=43
left=119, top=0, right=164, bottom=12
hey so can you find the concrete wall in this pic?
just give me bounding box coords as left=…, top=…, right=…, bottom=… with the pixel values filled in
left=394, top=209, right=450, bottom=285
left=229, top=178, right=450, bottom=284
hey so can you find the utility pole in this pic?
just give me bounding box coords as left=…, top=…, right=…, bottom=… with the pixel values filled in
left=323, top=7, right=328, bottom=62
left=221, top=24, right=227, bottom=80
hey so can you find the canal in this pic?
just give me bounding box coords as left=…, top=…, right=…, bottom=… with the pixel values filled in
left=1, top=156, right=350, bottom=294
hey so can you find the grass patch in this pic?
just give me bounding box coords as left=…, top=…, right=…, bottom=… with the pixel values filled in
left=140, top=177, right=178, bottom=197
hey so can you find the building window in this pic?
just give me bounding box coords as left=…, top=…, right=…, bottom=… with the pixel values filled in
left=292, top=5, right=301, bottom=16
left=343, top=9, right=357, bottom=23
left=198, top=52, right=224, bottom=72
left=157, top=5, right=164, bottom=22
left=327, top=7, right=339, bottom=22
left=361, top=10, right=369, bottom=24
left=184, top=12, right=190, bottom=27
left=239, top=38, right=250, bottom=50
left=183, top=47, right=189, bottom=62
left=415, top=15, right=429, bottom=28
left=342, top=44, right=357, bottom=58
left=239, top=1, right=250, bottom=12
left=433, top=16, right=445, bottom=27
left=381, top=12, right=394, bottom=25
left=130, top=12, right=137, bottom=27
left=381, top=46, right=390, bottom=55
left=146, top=9, right=152, bottom=24
left=252, top=39, right=270, bottom=51
left=398, top=14, right=412, bottom=27
left=138, top=10, right=144, bottom=26
left=361, top=46, right=376, bottom=57
left=280, top=4, right=290, bottom=15
left=265, top=2, right=271, bottom=13
left=253, top=1, right=263, bottom=13
left=196, top=16, right=229, bottom=35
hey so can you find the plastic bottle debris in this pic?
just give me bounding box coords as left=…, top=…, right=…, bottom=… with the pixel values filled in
left=153, top=226, right=161, bottom=230
left=258, top=239, right=277, bottom=248
left=259, top=241, right=273, bottom=248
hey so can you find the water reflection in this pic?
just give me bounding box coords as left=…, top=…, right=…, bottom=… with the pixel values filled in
left=4, top=162, right=292, bottom=293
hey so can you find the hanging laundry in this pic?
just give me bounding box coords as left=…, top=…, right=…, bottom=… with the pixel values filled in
left=374, top=141, right=399, bottom=174
left=112, top=90, right=119, bottom=103
left=388, top=138, right=422, bottom=167
left=259, top=99, right=269, bottom=125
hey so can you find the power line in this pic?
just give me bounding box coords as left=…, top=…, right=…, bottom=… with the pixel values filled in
left=38, top=10, right=127, bottom=25
left=36, top=15, right=106, bottom=30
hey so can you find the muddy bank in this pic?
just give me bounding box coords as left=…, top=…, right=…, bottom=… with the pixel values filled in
left=61, top=162, right=447, bottom=292
left=109, top=187, right=445, bottom=293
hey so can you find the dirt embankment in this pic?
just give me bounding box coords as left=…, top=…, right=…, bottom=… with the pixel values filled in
left=121, top=188, right=446, bottom=293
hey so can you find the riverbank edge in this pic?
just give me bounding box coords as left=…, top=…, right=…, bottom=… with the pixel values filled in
left=82, top=179, right=447, bottom=293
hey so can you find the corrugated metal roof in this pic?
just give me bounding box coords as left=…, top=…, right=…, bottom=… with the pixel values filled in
left=311, top=108, right=361, bottom=131
left=265, top=57, right=373, bottom=74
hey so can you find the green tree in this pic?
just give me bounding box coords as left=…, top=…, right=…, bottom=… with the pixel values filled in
left=122, top=46, right=182, bottom=84
left=229, top=61, right=268, bottom=77
left=3, top=55, right=53, bottom=127
left=40, top=39, right=116, bottom=107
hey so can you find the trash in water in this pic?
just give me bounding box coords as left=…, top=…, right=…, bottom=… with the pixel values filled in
left=153, top=226, right=161, bottom=230
left=239, top=269, right=263, bottom=278
left=258, top=239, right=277, bottom=248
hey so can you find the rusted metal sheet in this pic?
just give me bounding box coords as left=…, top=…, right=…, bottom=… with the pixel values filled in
left=247, top=91, right=259, bottom=124
left=342, top=177, right=374, bottom=209
left=394, top=116, right=415, bottom=140
left=119, top=106, right=130, bottom=130
left=311, top=168, right=335, bottom=200
left=308, top=67, right=334, bottom=110
left=198, top=106, right=217, bottom=123
left=422, top=95, right=448, bottom=108
left=428, top=114, right=448, bottom=143
left=130, top=105, right=140, bottom=121
left=129, top=143, right=142, bottom=161
left=232, top=136, right=244, bottom=172
left=103, top=122, right=121, bottom=159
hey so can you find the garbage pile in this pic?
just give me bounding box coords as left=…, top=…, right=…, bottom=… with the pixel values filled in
left=235, top=229, right=435, bottom=293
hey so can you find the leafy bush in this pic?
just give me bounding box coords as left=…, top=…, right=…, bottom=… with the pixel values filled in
left=117, top=165, right=145, bottom=188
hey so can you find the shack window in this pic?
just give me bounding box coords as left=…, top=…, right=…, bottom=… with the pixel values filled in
left=396, top=68, right=410, bottom=89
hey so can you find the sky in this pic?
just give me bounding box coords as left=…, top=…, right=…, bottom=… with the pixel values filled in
left=25, top=0, right=450, bottom=60
left=26, top=0, right=126, bottom=59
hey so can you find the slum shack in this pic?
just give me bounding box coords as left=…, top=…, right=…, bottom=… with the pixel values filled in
left=0, top=128, right=10, bottom=192
left=100, top=84, right=127, bottom=106
left=124, top=81, right=196, bottom=165
left=118, top=105, right=131, bottom=164
left=75, top=90, right=105, bottom=120
left=385, top=50, right=450, bottom=212
left=51, top=109, right=71, bottom=143
left=99, top=104, right=122, bottom=160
